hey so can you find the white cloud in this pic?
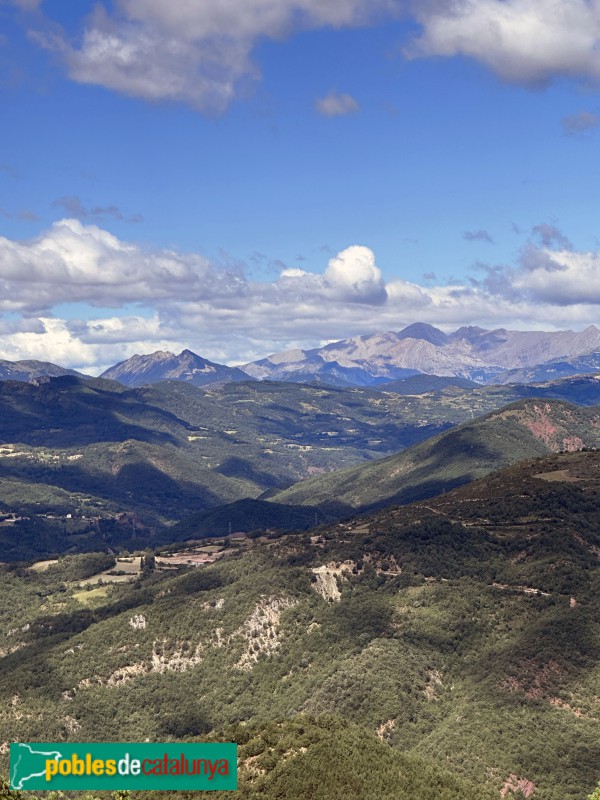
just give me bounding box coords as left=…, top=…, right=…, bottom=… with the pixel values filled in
left=323, top=245, right=387, bottom=303
left=0, top=317, right=192, bottom=374
left=66, top=314, right=172, bottom=345
left=386, top=278, right=432, bottom=307
left=0, top=317, right=45, bottom=336
left=0, top=318, right=102, bottom=369
left=15, top=0, right=600, bottom=111
left=3, top=221, right=600, bottom=369
left=19, top=0, right=600, bottom=110
left=315, top=90, right=360, bottom=116
left=513, top=247, right=600, bottom=305
left=117, top=0, right=398, bottom=40
left=407, top=0, right=600, bottom=86
left=0, top=218, right=244, bottom=311
left=32, top=0, right=400, bottom=112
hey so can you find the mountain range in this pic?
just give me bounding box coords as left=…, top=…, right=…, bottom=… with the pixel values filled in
left=0, top=375, right=461, bottom=559
left=2, top=371, right=600, bottom=560
left=241, top=322, right=600, bottom=386
left=0, top=359, right=85, bottom=382
left=3, top=323, right=600, bottom=390
left=2, top=329, right=600, bottom=798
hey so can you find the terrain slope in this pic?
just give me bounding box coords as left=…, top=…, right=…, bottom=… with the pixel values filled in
left=1, top=451, right=599, bottom=799
left=272, top=398, right=600, bottom=511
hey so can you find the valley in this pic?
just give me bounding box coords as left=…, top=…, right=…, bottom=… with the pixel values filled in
left=1, top=451, right=599, bottom=798
left=1, top=344, right=600, bottom=799
left=6, top=3, right=600, bottom=792
left=3, top=369, right=600, bottom=561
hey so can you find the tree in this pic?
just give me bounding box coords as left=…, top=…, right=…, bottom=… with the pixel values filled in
left=588, top=782, right=600, bottom=800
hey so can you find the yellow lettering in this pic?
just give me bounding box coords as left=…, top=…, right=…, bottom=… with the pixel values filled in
left=71, top=754, right=85, bottom=776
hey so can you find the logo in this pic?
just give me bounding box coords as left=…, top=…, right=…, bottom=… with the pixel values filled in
left=10, top=742, right=237, bottom=791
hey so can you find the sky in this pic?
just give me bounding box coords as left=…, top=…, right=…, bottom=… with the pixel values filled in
left=2, top=0, right=600, bottom=373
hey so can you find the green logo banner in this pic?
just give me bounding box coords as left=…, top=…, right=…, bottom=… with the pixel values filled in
left=10, top=742, right=237, bottom=791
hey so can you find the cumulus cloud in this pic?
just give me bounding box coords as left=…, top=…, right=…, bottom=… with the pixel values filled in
left=0, top=317, right=45, bottom=337
left=464, top=229, right=494, bottom=243
left=30, top=0, right=401, bottom=112
left=323, top=245, right=387, bottom=303
left=315, top=90, right=360, bottom=116
left=513, top=247, right=600, bottom=305
left=0, top=218, right=246, bottom=312
left=13, top=0, right=600, bottom=110
left=3, top=220, right=600, bottom=370
left=562, top=110, right=600, bottom=135
left=0, top=222, right=390, bottom=314
left=66, top=314, right=172, bottom=345
left=407, top=0, right=600, bottom=87
left=0, top=317, right=177, bottom=373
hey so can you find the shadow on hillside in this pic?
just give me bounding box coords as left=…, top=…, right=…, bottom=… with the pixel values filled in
left=214, top=456, right=283, bottom=488
left=0, top=458, right=223, bottom=517
left=0, top=378, right=193, bottom=447
left=364, top=475, right=474, bottom=513
left=167, top=498, right=330, bottom=541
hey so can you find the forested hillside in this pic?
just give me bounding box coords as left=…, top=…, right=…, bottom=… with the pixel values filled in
left=3, top=374, right=600, bottom=560
left=273, top=398, right=600, bottom=511
left=1, top=451, right=599, bottom=799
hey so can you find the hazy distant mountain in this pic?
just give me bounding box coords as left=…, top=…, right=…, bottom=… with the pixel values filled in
left=89, top=324, right=600, bottom=389
left=0, top=359, right=86, bottom=382
left=101, top=349, right=251, bottom=387
left=242, top=323, right=600, bottom=385
left=494, top=353, right=600, bottom=384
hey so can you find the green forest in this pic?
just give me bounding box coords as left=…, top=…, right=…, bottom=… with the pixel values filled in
left=1, top=450, right=600, bottom=798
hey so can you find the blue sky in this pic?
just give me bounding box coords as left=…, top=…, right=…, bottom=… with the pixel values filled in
left=2, top=0, right=600, bottom=371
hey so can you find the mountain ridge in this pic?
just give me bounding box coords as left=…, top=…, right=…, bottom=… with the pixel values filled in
left=1, top=449, right=599, bottom=798
left=0, top=359, right=87, bottom=382
left=242, top=323, right=600, bottom=386
left=270, top=397, right=600, bottom=512
left=100, top=349, right=251, bottom=388
left=5, top=322, right=600, bottom=390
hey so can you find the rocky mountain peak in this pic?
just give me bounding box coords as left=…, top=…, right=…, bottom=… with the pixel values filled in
left=100, top=349, right=252, bottom=388
left=396, top=322, right=449, bottom=346
left=242, top=323, right=600, bottom=386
